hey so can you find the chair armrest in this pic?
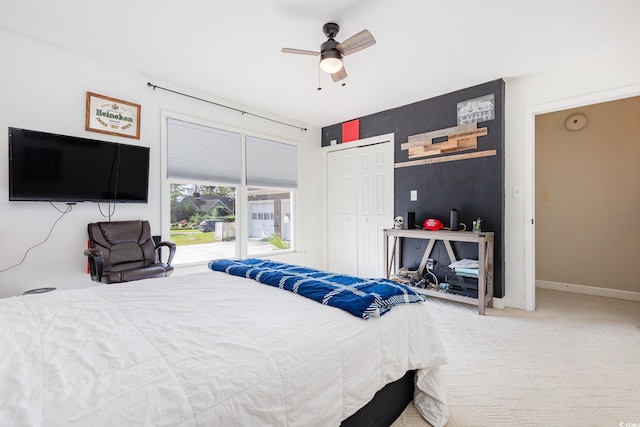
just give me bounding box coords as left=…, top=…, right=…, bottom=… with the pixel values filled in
left=84, top=248, right=104, bottom=282
left=156, top=240, right=177, bottom=265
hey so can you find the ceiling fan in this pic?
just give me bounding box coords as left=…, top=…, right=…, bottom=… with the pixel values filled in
left=282, top=22, right=376, bottom=82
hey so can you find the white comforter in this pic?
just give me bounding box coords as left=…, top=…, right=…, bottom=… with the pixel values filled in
left=0, top=271, right=448, bottom=426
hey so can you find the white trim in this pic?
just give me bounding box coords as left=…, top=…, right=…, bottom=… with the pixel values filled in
left=160, top=111, right=170, bottom=241
left=322, top=133, right=395, bottom=153
left=491, top=298, right=506, bottom=310
left=524, top=105, right=536, bottom=312
left=536, top=280, right=640, bottom=302
left=524, top=83, right=640, bottom=312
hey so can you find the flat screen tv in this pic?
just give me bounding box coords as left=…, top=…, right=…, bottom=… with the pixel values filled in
left=8, top=127, right=149, bottom=203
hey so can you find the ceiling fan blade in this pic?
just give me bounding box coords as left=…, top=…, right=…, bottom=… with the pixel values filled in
left=281, top=47, right=319, bottom=56
left=331, top=66, right=347, bottom=82
left=337, top=29, right=376, bottom=56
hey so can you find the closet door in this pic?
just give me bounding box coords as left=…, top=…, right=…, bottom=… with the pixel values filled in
left=327, top=149, right=358, bottom=276
left=357, top=144, right=393, bottom=278
left=327, top=141, right=393, bottom=277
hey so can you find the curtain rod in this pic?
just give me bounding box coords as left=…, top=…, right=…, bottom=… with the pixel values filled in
left=147, top=82, right=307, bottom=132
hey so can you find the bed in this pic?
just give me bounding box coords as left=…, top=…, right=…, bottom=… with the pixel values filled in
left=0, top=259, right=448, bottom=426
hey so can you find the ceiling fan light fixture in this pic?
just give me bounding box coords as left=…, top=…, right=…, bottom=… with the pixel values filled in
left=282, top=22, right=375, bottom=83
left=320, top=50, right=343, bottom=74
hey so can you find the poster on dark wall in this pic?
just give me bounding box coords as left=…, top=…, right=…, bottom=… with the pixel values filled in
left=457, top=94, right=495, bottom=125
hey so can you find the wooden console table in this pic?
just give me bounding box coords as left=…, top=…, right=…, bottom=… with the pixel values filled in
left=383, top=228, right=494, bottom=315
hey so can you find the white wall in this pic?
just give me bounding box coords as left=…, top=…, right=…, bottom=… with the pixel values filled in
left=504, top=46, right=640, bottom=309
left=0, top=30, right=323, bottom=298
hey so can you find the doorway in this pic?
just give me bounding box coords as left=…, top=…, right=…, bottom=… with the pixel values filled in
left=524, top=85, right=640, bottom=310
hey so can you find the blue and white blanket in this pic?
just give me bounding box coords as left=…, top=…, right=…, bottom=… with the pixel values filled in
left=208, top=258, right=426, bottom=319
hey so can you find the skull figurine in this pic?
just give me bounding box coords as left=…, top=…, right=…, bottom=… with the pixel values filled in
left=394, top=216, right=404, bottom=230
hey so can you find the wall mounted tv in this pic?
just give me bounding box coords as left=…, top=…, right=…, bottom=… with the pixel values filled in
left=8, top=127, right=150, bottom=203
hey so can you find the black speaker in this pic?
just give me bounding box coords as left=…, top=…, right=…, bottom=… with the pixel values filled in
left=405, top=211, right=416, bottom=229
left=449, top=209, right=459, bottom=231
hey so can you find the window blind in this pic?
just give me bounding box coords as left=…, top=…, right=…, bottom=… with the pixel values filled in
left=246, top=136, right=297, bottom=188
left=167, top=118, right=242, bottom=184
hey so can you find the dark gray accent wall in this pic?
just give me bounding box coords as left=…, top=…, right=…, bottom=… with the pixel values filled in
left=322, top=79, right=505, bottom=297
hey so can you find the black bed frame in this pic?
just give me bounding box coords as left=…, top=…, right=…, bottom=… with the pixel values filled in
left=340, top=370, right=415, bottom=427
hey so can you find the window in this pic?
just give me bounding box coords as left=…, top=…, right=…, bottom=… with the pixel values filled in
left=165, top=116, right=297, bottom=264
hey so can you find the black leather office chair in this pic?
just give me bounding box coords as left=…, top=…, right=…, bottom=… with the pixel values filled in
left=84, top=220, right=176, bottom=284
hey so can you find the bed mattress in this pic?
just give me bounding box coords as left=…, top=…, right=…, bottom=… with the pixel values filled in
left=0, top=270, right=448, bottom=426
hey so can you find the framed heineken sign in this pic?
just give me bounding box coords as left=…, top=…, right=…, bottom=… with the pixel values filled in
left=85, top=92, right=141, bottom=139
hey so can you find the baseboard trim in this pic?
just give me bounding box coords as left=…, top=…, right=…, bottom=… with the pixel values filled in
left=491, top=297, right=506, bottom=309
left=536, top=280, right=640, bottom=302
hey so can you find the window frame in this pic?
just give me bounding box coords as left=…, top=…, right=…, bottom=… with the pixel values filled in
left=161, top=111, right=298, bottom=265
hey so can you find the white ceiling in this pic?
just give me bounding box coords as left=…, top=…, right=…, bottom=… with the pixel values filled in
left=2, top=0, right=640, bottom=128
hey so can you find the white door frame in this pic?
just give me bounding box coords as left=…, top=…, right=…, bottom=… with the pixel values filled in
left=524, top=84, right=640, bottom=311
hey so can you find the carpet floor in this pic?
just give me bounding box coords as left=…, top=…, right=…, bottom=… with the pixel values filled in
left=392, top=288, right=640, bottom=427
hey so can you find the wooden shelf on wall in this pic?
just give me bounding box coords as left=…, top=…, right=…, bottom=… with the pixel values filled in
left=396, top=122, right=492, bottom=167
left=395, top=149, right=497, bottom=168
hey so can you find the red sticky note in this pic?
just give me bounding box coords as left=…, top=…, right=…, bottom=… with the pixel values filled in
left=342, top=119, right=360, bottom=143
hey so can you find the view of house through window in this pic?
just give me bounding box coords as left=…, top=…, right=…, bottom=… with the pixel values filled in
left=169, top=183, right=293, bottom=264
left=170, top=183, right=237, bottom=264
left=247, top=188, right=293, bottom=256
